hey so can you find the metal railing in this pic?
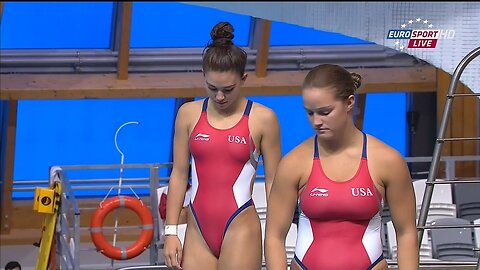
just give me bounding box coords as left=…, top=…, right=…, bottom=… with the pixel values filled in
left=11, top=154, right=480, bottom=269
left=416, top=46, right=480, bottom=270
left=51, top=164, right=166, bottom=270
left=0, top=45, right=420, bottom=74
left=56, top=168, right=80, bottom=270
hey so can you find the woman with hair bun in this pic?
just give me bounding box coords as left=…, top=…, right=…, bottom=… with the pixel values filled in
left=163, top=22, right=281, bottom=270
left=265, top=64, right=419, bottom=269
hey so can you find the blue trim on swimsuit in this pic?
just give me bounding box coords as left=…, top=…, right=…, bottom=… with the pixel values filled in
left=293, top=254, right=308, bottom=270
left=367, top=254, right=384, bottom=270
left=189, top=202, right=205, bottom=239
left=223, top=198, right=253, bottom=237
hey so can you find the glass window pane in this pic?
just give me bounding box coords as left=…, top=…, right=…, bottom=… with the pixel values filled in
left=1, top=2, right=114, bottom=49
left=270, top=20, right=373, bottom=46
left=131, top=2, right=251, bottom=48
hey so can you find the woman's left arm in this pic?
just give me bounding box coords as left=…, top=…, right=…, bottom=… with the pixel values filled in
left=382, top=150, right=419, bottom=269
left=258, top=107, right=282, bottom=199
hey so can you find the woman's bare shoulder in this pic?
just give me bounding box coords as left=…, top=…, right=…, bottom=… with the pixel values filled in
left=250, top=101, right=278, bottom=123
left=175, top=99, right=204, bottom=121
left=275, top=136, right=315, bottom=188
left=281, top=136, right=315, bottom=165
left=366, top=134, right=405, bottom=165
left=178, top=99, right=203, bottom=113
left=366, top=134, right=410, bottom=187
left=174, top=100, right=204, bottom=132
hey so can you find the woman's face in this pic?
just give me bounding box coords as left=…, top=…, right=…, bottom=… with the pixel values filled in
left=302, top=86, right=354, bottom=139
left=204, top=71, right=246, bottom=111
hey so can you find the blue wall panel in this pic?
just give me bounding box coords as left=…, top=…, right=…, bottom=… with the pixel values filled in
left=363, top=93, right=408, bottom=156
left=13, top=99, right=175, bottom=198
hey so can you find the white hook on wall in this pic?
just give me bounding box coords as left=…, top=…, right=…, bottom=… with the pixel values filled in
left=111, top=121, right=139, bottom=262
left=114, top=121, right=140, bottom=165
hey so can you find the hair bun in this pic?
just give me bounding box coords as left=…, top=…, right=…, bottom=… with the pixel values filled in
left=351, top=72, right=362, bottom=90
left=210, top=22, right=234, bottom=46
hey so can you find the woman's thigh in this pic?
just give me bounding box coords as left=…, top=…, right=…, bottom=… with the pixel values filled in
left=181, top=208, right=218, bottom=270
left=371, top=258, right=388, bottom=270
left=289, top=259, right=302, bottom=270
left=217, top=206, right=262, bottom=270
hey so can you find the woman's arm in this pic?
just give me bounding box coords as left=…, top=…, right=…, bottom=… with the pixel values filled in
left=382, top=150, right=419, bottom=269
left=258, top=107, right=282, bottom=199
left=164, top=104, right=192, bottom=269
left=265, top=152, right=302, bottom=270
left=166, top=104, right=191, bottom=228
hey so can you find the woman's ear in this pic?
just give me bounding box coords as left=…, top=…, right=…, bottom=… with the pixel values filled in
left=239, top=73, right=248, bottom=86
left=346, top=94, right=355, bottom=112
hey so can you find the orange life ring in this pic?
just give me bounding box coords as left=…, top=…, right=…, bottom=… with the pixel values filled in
left=90, top=195, right=154, bottom=260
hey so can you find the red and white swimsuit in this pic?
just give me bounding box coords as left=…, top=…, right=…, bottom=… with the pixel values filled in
left=295, top=133, right=384, bottom=270
left=188, top=98, right=259, bottom=257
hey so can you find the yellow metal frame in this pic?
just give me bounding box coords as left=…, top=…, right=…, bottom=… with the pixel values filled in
left=34, top=182, right=62, bottom=270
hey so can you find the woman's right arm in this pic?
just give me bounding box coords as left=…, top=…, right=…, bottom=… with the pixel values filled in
left=265, top=152, right=302, bottom=270
left=164, top=104, right=192, bottom=269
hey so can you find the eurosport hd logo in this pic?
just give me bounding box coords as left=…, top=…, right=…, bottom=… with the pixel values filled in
left=387, top=18, right=455, bottom=51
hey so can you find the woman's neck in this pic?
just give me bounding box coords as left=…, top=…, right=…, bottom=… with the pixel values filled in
left=211, top=97, right=246, bottom=117
left=317, top=122, right=362, bottom=155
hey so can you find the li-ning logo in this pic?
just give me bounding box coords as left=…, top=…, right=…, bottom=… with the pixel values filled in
left=194, top=133, right=210, bottom=141
left=386, top=17, right=455, bottom=51
left=351, top=187, right=374, bottom=197
left=227, top=135, right=247, bottom=145
left=310, top=187, right=329, bottom=197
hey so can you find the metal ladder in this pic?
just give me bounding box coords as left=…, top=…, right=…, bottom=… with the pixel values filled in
left=417, top=46, right=480, bottom=270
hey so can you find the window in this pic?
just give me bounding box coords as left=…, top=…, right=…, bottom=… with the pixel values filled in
left=270, top=20, right=373, bottom=46
left=1, top=2, right=114, bottom=49
left=130, top=2, right=251, bottom=48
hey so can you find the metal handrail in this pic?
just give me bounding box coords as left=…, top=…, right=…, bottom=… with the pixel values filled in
left=34, top=153, right=480, bottom=269
left=417, top=224, right=480, bottom=230
left=416, top=46, right=480, bottom=270
left=437, top=137, right=480, bottom=142
left=56, top=168, right=80, bottom=270
left=11, top=156, right=478, bottom=188
left=0, top=44, right=419, bottom=74
left=53, top=164, right=162, bottom=269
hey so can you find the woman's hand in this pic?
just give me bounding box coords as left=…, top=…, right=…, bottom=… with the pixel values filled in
left=163, top=235, right=183, bottom=269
